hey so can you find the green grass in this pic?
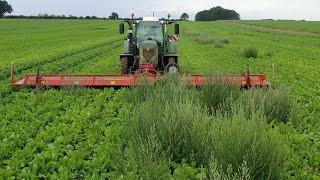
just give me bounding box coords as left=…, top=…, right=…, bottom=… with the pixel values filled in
left=0, top=19, right=319, bottom=178
left=239, top=20, right=320, bottom=33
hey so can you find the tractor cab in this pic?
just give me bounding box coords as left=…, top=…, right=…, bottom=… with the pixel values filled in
left=136, top=21, right=164, bottom=47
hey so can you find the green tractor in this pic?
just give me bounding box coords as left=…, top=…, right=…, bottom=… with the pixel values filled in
left=119, top=16, right=180, bottom=74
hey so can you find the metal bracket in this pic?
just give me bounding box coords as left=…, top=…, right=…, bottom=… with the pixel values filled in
left=10, top=62, right=15, bottom=84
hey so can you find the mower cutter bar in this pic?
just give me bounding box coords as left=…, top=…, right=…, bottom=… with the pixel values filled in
left=11, top=73, right=271, bottom=89
left=10, top=67, right=271, bottom=89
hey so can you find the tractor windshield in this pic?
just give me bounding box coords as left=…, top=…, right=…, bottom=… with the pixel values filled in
left=136, top=21, right=163, bottom=44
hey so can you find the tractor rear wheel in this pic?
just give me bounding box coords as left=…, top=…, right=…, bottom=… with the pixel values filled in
left=120, top=57, right=129, bottom=74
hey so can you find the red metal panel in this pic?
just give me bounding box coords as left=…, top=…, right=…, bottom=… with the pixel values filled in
left=13, top=75, right=134, bottom=87
left=182, top=74, right=271, bottom=88
left=12, top=73, right=271, bottom=88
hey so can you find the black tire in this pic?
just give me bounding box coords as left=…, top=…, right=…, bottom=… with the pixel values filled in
left=120, top=57, right=129, bottom=74
left=165, top=63, right=179, bottom=74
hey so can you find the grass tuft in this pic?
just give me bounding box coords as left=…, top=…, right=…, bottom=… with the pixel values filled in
left=243, top=46, right=258, bottom=58
left=199, top=77, right=240, bottom=115
left=185, top=30, right=229, bottom=47
left=237, top=88, right=293, bottom=123
left=209, top=107, right=286, bottom=179
left=214, top=41, right=224, bottom=48
left=221, top=38, right=230, bottom=44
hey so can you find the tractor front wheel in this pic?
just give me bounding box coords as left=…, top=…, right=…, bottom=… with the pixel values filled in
left=165, top=57, right=179, bottom=74
left=120, top=57, right=129, bottom=74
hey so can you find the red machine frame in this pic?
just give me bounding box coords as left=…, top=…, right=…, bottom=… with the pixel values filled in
left=11, top=63, right=271, bottom=89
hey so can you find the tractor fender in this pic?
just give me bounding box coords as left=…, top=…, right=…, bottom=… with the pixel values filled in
left=120, top=54, right=134, bottom=60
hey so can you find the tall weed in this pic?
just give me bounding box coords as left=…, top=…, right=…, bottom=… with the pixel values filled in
left=209, top=107, right=286, bottom=179
left=123, top=76, right=288, bottom=179
left=200, top=77, right=240, bottom=115
left=237, top=87, right=292, bottom=122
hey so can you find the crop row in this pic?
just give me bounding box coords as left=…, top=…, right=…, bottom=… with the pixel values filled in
left=0, top=20, right=121, bottom=62
left=0, top=39, right=122, bottom=80
left=37, top=42, right=122, bottom=74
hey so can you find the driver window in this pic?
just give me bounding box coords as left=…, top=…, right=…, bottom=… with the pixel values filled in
left=137, top=22, right=163, bottom=43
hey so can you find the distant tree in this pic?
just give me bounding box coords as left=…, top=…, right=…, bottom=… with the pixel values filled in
left=180, top=12, right=189, bottom=21
left=109, top=12, right=119, bottom=20
left=195, top=6, right=240, bottom=21
left=0, top=0, right=13, bottom=17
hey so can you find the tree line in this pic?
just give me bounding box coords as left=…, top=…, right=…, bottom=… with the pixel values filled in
left=5, top=14, right=108, bottom=20
left=1, top=0, right=240, bottom=21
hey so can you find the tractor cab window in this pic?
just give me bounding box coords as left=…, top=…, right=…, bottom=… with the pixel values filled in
left=136, top=21, right=163, bottom=44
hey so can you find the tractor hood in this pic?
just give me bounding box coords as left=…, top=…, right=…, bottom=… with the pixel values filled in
left=139, top=40, right=158, bottom=65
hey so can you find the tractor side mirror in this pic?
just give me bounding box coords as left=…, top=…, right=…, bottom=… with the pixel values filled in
left=174, top=24, right=180, bottom=35
left=119, top=23, right=124, bottom=34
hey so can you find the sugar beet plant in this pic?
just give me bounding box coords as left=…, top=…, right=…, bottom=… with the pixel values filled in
left=0, top=88, right=130, bottom=179
left=119, top=76, right=291, bottom=179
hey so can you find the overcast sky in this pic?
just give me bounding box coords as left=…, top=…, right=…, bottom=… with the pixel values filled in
left=6, top=0, right=320, bottom=20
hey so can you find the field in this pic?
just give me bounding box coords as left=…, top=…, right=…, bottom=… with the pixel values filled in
left=0, top=19, right=319, bottom=179
left=238, top=20, right=320, bottom=34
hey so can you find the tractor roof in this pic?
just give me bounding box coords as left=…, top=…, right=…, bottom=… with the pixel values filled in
left=142, top=17, right=159, bottom=21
